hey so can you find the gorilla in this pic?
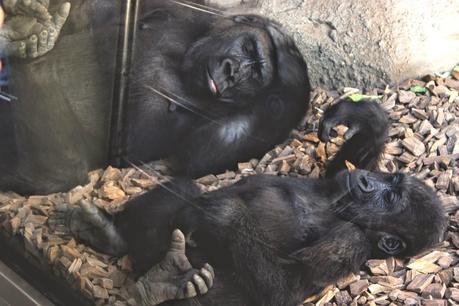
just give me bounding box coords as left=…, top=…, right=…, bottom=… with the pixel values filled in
left=122, top=1, right=310, bottom=178
left=0, top=0, right=310, bottom=194
left=49, top=100, right=447, bottom=306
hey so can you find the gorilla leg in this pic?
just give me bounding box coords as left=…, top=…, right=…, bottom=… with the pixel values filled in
left=174, top=196, right=303, bottom=306
left=48, top=199, right=128, bottom=256
left=113, top=178, right=202, bottom=273
left=319, top=99, right=389, bottom=176
left=48, top=178, right=203, bottom=270
left=48, top=200, right=215, bottom=305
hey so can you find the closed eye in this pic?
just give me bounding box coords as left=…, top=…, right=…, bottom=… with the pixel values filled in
left=383, top=190, right=399, bottom=204
left=392, top=173, right=403, bottom=185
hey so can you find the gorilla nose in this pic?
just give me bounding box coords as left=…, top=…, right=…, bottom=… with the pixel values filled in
left=357, top=173, right=374, bottom=193
left=220, top=58, right=236, bottom=79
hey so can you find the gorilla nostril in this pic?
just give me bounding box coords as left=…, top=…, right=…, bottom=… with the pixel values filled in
left=221, top=58, right=235, bottom=78
left=358, top=175, right=374, bottom=193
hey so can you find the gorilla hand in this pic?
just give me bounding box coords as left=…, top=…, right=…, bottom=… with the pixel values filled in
left=319, top=99, right=389, bottom=176
left=129, top=229, right=215, bottom=306
left=0, top=0, right=70, bottom=58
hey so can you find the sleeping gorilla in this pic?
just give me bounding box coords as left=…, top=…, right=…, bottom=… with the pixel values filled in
left=49, top=100, right=447, bottom=306
left=124, top=2, right=310, bottom=177
left=0, top=0, right=309, bottom=194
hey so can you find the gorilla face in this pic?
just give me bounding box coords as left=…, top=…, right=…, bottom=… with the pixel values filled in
left=333, top=169, right=446, bottom=258
left=181, top=17, right=276, bottom=103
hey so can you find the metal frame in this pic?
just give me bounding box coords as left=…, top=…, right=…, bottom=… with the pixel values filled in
left=109, top=0, right=142, bottom=166
left=0, top=260, right=54, bottom=306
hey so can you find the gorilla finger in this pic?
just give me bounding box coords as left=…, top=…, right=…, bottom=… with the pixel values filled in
left=47, top=27, right=56, bottom=50
left=2, top=0, right=17, bottom=13
left=79, top=199, right=96, bottom=212
left=192, top=274, right=208, bottom=294
left=168, top=229, right=186, bottom=253
left=184, top=281, right=197, bottom=298
left=37, top=30, right=48, bottom=55
left=37, top=0, right=49, bottom=8
left=52, top=225, right=69, bottom=234
left=47, top=214, right=66, bottom=223
left=55, top=203, right=71, bottom=212
left=53, top=2, right=71, bottom=32
left=18, top=41, right=27, bottom=58
left=203, top=263, right=215, bottom=279
left=21, top=0, right=51, bottom=21
left=318, top=119, right=337, bottom=142
left=199, top=267, right=213, bottom=288
left=343, top=125, right=360, bottom=140
left=3, top=40, right=27, bottom=58
left=26, top=34, right=38, bottom=58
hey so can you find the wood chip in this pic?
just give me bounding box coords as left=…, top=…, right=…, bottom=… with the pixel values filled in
left=402, top=137, right=426, bottom=156
left=406, top=273, right=434, bottom=293
left=349, top=279, right=369, bottom=296
left=407, top=260, right=441, bottom=274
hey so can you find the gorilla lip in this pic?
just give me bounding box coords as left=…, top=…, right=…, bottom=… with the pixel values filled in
left=207, top=70, right=219, bottom=96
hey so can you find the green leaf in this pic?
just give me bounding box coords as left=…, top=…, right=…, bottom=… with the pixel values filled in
left=349, top=94, right=365, bottom=102
left=349, top=93, right=382, bottom=102
left=410, top=85, right=427, bottom=93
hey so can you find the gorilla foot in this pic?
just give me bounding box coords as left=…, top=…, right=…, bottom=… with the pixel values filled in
left=130, top=229, right=215, bottom=306
left=48, top=200, right=127, bottom=256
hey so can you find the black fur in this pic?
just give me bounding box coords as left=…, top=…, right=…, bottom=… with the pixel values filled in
left=0, top=1, right=310, bottom=194
left=124, top=2, right=310, bottom=177
left=64, top=100, right=446, bottom=306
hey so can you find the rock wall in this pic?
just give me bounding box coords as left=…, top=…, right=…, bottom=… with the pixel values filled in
left=207, top=0, right=459, bottom=89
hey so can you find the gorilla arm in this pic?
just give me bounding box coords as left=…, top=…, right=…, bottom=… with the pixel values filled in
left=171, top=92, right=306, bottom=177
left=288, top=222, right=370, bottom=292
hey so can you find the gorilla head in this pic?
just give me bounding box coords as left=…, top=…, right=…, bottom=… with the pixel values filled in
left=332, top=169, right=446, bottom=258
left=181, top=15, right=307, bottom=105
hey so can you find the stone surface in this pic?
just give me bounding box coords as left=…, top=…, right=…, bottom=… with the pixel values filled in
left=208, top=0, right=459, bottom=89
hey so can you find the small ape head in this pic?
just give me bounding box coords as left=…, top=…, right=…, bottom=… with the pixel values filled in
left=334, top=170, right=447, bottom=258
left=181, top=14, right=309, bottom=104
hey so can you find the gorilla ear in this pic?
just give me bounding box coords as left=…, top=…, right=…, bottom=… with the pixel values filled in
left=378, top=234, right=406, bottom=255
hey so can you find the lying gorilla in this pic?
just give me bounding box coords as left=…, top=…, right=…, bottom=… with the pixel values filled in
left=0, top=0, right=310, bottom=194
left=124, top=2, right=310, bottom=178
left=49, top=100, right=446, bottom=306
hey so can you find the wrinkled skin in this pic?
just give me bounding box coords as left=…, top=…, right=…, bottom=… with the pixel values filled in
left=0, top=0, right=70, bottom=58
left=49, top=100, right=447, bottom=306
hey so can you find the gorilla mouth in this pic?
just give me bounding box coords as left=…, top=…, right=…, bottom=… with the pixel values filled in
left=207, top=69, right=219, bottom=96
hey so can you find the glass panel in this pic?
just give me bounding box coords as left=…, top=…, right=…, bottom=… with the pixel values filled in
left=0, top=1, right=121, bottom=194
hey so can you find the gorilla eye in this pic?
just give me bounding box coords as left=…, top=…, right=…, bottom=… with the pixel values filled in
left=383, top=191, right=398, bottom=204
left=378, top=235, right=405, bottom=255
left=392, top=174, right=402, bottom=185
left=242, top=42, right=256, bottom=56
left=233, top=15, right=258, bottom=24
